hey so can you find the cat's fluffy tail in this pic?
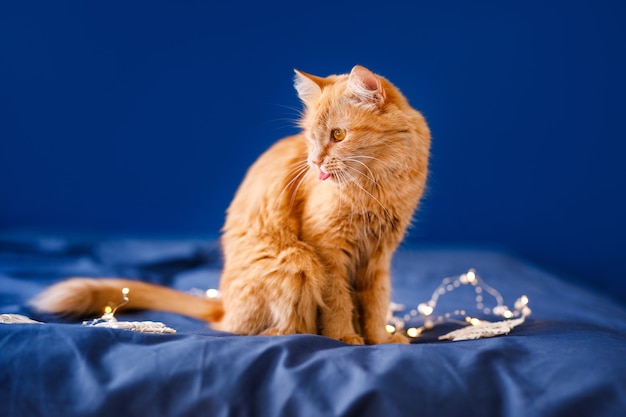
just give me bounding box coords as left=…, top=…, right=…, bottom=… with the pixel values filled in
left=30, top=278, right=224, bottom=323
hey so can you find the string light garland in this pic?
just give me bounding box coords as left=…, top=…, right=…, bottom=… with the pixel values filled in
left=82, top=287, right=130, bottom=325
left=82, top=287, right=176, bottom=334
left=3, top=269, right=529, bottom=340
left=385, top=268, right=531, bottom=341
left=2, top=288, right=175, bottom=334
left=194, top=268, right=531, bottom=342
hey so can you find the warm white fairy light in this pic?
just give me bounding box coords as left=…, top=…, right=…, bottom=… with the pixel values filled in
left=467, top=317, right=482, bottom=326
left=90, top=287, right=130, bottom=324
left=417, top=303, right=434, bottom=316
left=386, top=269, right=532, bottom=340
left=406, top=327, right=421, bottom=338
left=82, top=287, right=176, bottom=334
left=205, top=288, right=221, bottom=299
left=198, top=269, right=530, bottom=342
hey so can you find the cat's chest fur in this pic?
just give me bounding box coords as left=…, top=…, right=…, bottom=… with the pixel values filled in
left=298, top=170, right=404, bottom=268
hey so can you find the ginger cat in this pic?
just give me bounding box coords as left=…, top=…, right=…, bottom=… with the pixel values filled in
left=32, top=65, right=431, bottom=345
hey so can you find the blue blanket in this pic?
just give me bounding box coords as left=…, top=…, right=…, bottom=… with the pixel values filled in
left=1, top=236, right=625, bottom=416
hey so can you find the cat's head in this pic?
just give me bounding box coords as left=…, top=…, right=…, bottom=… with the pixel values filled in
left=294, top=66, right=430, bottom=188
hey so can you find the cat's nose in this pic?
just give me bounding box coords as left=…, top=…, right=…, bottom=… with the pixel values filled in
left=312, top=160, right=322, bottom=168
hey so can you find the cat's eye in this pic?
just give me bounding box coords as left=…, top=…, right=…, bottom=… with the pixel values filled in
left=331, top=128, right=346, bottom=142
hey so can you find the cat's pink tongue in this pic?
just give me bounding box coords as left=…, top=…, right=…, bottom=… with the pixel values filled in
left=318, top=170, right=331, bottom=181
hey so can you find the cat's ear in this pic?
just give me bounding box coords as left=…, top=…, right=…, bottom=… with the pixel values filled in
left=347, top=65, right=386, bottom=107
left=294, top=69, right=326, bottom=105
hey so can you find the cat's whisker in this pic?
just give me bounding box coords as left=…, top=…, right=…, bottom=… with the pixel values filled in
left=288, top=163, right=309, bottom=183
left=266, top=104, right=306, bottom=130
left=289, top=170, right=309, bottom=211
left=264, top=117, right=302, bottom=129
left=281, top=160, right=309, bottom=188
left=343, top=157, right=376, bottom=183
left=274, top=103, right=306, bottom=117
left=273, top=103, right=306, bottom=121
left=276, top=160, right=310, bottom=209
left=335, top=171, right=361, bottom=231
left=347, top=167, right=376, bottom=186
left=334, top=167, right=387, bottom=244
left=336, top=171, right=346, bottom=212
left=350, top=155, right=393, bottom=170
left=343, top=168, right=392, bottom=222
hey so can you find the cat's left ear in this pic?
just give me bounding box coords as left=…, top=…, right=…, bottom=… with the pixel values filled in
left=347, top=65, right=386, bottom=107
left=294, top=69, right=327, bottom=106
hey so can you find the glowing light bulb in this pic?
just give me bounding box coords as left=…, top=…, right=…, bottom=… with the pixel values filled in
left=503, top=310, right=513, bottom=319
left=122, top=287, right=130, bottom=296
left=493, top=306, right=505, bottom=316
left=406, top=327, right=421, bottom=338
left=467, top=317, right=482, bottom=326
left=418, top=303, right=434, bottom=316
left=466, top=270, right=476, bottom=284
left=206, top=289, right=220, bottom=299
left=385, top=324, right=396, bottom=334
left=103, top=306, right=113, bottom=314
left=515, top=295, right=529, bottom=311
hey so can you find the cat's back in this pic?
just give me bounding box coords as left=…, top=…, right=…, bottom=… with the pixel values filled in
left=223, top=134, right=310, bottom=233
left=235, top=134, right=307, bottom=198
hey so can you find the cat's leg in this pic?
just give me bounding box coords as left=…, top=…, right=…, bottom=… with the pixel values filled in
left=219, top=237, right=324, bottom=337
left=320, top=280, right=364, bottom=345
left=219, top=268, right=319, bottom=337
left=318, top=251, right=364, bottom=345
left=358, top=251, right=409, bottom=345
left=214, top=273, right=273, bottom=335
left=260, top=242, right=325, bottom=336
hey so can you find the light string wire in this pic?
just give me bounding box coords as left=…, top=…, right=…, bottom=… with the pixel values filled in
left=82, top=287, right=176, bottom=334
left=385, top=269, right=531, bottom=338
left=194, top=268, right=531, bottom=341
left=80, top=269, right=530, bottom=338
left=83, top=287, right=129, bottom=326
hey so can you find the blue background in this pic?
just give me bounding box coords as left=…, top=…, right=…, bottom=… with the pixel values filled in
left=1, top=1, right=625, bottom=302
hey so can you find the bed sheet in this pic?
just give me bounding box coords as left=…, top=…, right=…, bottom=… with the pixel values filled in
left=1, top=236, right=625, bottom=417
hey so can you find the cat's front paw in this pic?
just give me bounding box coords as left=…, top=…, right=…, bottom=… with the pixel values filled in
left=338, top=334, right=365, bottom=345
left=387, top=332, right=410, bottom=344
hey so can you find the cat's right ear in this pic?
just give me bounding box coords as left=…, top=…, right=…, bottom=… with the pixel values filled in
left=294, top=69, right=325, bottom=105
